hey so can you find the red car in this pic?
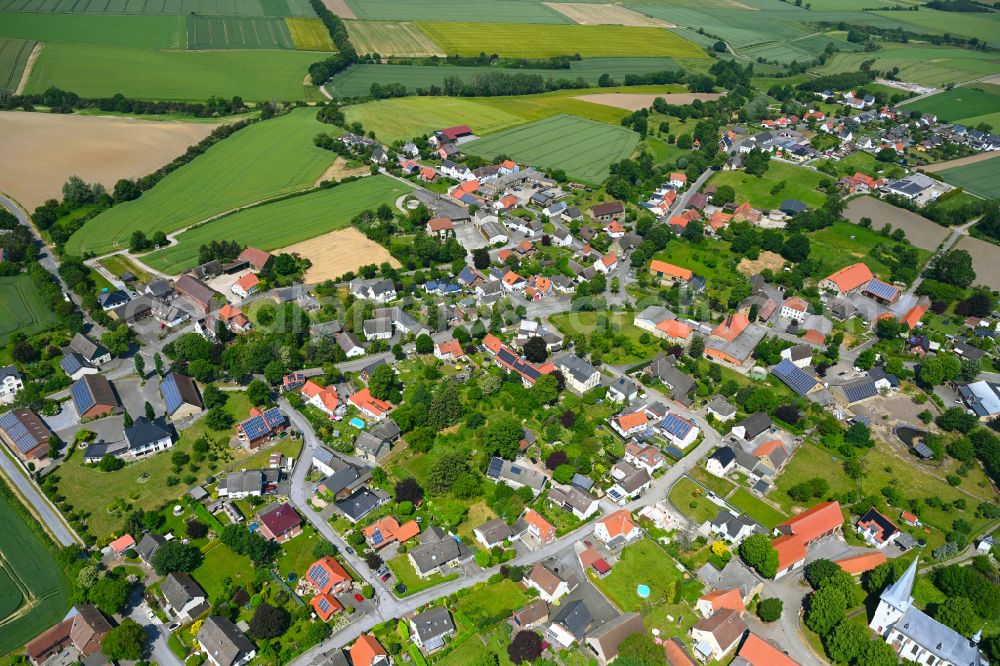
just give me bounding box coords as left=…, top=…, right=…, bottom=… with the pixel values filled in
left=354, top=593, right=364, bottom=602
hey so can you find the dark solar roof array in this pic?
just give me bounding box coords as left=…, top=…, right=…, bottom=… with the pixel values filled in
left=0, top=410, right=51, bottom=454
left=772, top=359, right=818, bottom=396
left=863, top=278, right=900, bottom=301
left=239, top=407, right=284, bottom=440
left=161, top=373, right=201, bottom=415
left=308, top=563, right=330, bottom=590
left=486, top=457, right=504, bottom=479
left=843, top=378, right=878, bottom=403
left=660, top=414, right=694, bottom=439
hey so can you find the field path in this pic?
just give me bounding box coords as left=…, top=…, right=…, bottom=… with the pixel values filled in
left=0, top=448, right=82, bottom=547
left=921, top=151, right=1000, bottom=172
left=13, top=41, right=41, bottom=95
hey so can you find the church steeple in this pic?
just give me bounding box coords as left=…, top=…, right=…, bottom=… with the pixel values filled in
left=880, top=557, right=917, bottom=612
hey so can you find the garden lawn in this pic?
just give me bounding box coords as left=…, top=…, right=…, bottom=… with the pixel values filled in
left=97, top=254, right=154, bottom=283
left=53, top=392, right=253, bottom=539
left=386, top=553, right=458, bottom=596
left=343, top=95, right=527, bottom=144
left=455, top=579, right=528, bottom=619
left=463, top=114, right=639, bottom=184
left=668, top=476, right=720, bottom=525
left=591, top=538, right=687, bottom=612
left=66, top=108, right=333, bottom=256
left=548, top=310, right=658, bottom=364
left=727, top=488, right=787, bottom=528
left=808, top=220, right=933, bottom=281
left=275, top=523, right=322, bottom=582
left=0, top=274, right=58, bottom=345
left=25, top=42, right=321, bottom=101
left=416, top=22, right=708, bottom=58
left=142, top=175, right=411, bottom=274
left=192, top=540, right=256, bottom=601
left=706, top=161, right=826, bottom=210
left=438, top=629, right=516, bottom=666
left=936, top=154, right=1000, bottom=200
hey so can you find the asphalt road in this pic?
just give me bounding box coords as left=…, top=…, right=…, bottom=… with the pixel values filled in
left=0, top=447, right=81, bottom=546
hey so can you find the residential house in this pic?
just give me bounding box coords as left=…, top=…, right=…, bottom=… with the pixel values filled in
left=218, top=470, right=265, bottom=499
left=706, top=396, right=736, bottom=422
left=594, top=510, right=641, bottom=547
left=70, top=605, right=114, bottom=656
left=219, top=304, right=251, bottom=333
left=70, top=374, right=120, bottom=419
left=660, top=413, right=699, bottom=448
left=736, top=633, right=801, bottom=666
left=585, top=613, right=646, bottom=666
left=474, top=518, right=513, bottom=549
left=427, top=217, right=455, bottom=240
left=547, top=600, right=593, bottom=648
left=434, top=339, right=465, bottom=361
left=819, top=263, right=874, bottom=296
left=710, top=509, right=763, bottom=545
left=608, top=461, right=651, bottom=503
left=136, top=532, right=167, bottom=565
left=855, top=508, right=900, bottom=549
left=350, top=278, right=397, bottom=303
left=257, top=502, right=302, bottom=542
left=649, top=260, right=693, bottom=285
left=409, top=607, right=455, bottom=653
left=337, top=332, right=366, bottom=358
left=363, top=516, right=419, bottom=550
left=780, top=297, right=809, bottom=322
left=302, top=380, right=345, bottom=420
left=555, top=354, right=601, bottom=394
left=690, top=609, right=747, bottom=661
left=547, top=485, right=599, bottom=520
left=236, top=407, right=286, bottom=449
left=408, top=526, right=469, bottom=578
left=772, top=359, right=820, bottom=397
left=696, top=588, right=745, bottom=618
left=485, top=456, right=548, bottom=495
left=238, top=247, right=273, bottom=272
left=160, top=372, right=203, bottom=420
left=958, top=380, right=1000, bottom=420
left=522, top=508, right=556, bottom=545
left=0, top=409, right=53, bottom=461
left=60, top=333, right=111, bottom=379
left=0, top=365, right=23, bottom=404
left=731, top=413, right=772, bottom=441
left=306, top=556, right=353, bottom=595
left=624, top=442, right=666, bottom=474
left=349, top=388, right=393, bottom=421
left=231, top=273, right=259, bottom=299
left=198, top=616, right=256, bottom=666
left=835, top=551, right=887, bottom=576
left=526, top=562, right=576, bottom=603
left=589, top=201, right=624, bottom=221
left=349, top=634, right=390, bottom=666
left=513, top=599, right=549, bottom=630
left=354, top=419, right=400, bottom=461
left=161, top=572, right=209, bottom=622
left=706, top=446, right=736, bottom=477
left=98, top=289, right=130, bottom=311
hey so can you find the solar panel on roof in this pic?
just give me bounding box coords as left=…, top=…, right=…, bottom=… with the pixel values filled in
left=510, top=466, right=522, bottom=475
left=71, top=379, right=96, bottom=413
left=372, top=529, right=384, bottom=545
left=773, top=359, right=818, bottom=396
left=864, top=279, right=899, bottom=301
left=161, top=374, right=182, bottom=414
left=317, top=597, right=331, bottom=613
left=486, top=457, right=503, bottom=479
left=661, top=414, right=693, bottom=438
left=844, top=380, right=878, bottom=403
left=0, top=413, right=40, bottom=454
left=309, top=563, right=330, bottom=590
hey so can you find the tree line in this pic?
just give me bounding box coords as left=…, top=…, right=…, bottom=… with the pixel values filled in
left=2, top=86, right=252, bottom=118
left=305, top=0, right=357, bottom=85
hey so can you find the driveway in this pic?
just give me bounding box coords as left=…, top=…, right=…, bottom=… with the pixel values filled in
left=127, top=588, right=182, bottom=666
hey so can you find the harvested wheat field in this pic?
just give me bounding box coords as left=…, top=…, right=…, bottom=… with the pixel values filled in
left=545, top=3, right=674, bottom=26
left=0, top=111, right=217, bottom=210
left=843, top=196, right=949, bottom=251
left=922, top=152, right=1000, bottom=172
left=322, top=0, right=356, bottom=18
left=955, top=236, right=1000, bottom=291
left=280, top=227, right=400, bottom=283
left=314, top=157, right=372, bottom=186
left=737, top=250, right=785, bottom=275
left=574, top=91, right=722, bottom=111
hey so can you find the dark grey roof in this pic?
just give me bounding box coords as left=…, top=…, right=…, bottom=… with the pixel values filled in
left=475, top=518, right=512, bottom=545
left=68, top=333, right=107, bottom=362
left=124, top=417, right=172, bottom=451
left=197, top=616, right=255, bottom=666
left=555, top=354, right=599, bottom=384
left=772, top=359, right=818, bottom=396
left=552, top=600, right=592, bottom=640
left=223, top=470, right=263, bottom=496
left=734, top=412, right=771, bottom=439
left=136, top=533, right=166, bottom=561
left=410, top=606, right=454, bottom=644
left=707, top=396, right=736, bottom=417
left=710, top=446, right=736, bottom=468
left=842, top=378, right=878, bottom=403
left=335, top=487, right=387, bottom=522
left=369, top=418, right=400, bottom=441
left=161, top=572, right=205, bottom=609
left=409, top=534, right=462, bottom=574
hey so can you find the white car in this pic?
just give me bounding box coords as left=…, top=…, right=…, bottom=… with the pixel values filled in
left=146, top=610, right=156, bottom=621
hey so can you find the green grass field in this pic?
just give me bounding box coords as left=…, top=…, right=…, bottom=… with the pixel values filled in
left=66, top=108, right=334, bottom=256
left=0, top=37, right=34, bottom=92
left=873, top=8, right=1000, bottom=46
left=346, top=20, right=442, bottom=57
left=285, top=16, right=334, bottom=50
left=0, top=493, right=70, bottom=657
left=707, top=161, right=827, bottom=209
left=816, top=45, right=1000, bottom=88
left=737, top=32, right=861, bottom=65
left=937, top=155, right=1000, bottom=200
left=187, top=15, right=294, bottom=49
left=0, top=12, right=186, bottom=47
left=0, top=275, right=59, bottom=345
left=590, top=539, right=691, bottom=611
left=193, top=540, right=255, bottom=601
left=0, top=0, right=316, bottom=16
left=24, top=42, right=321, bottom=100
left=343, top=95, right=527, bottom=143
left=387, top=553, right=459, bottom=596
left=327, top=58, right=680, bottom=97
left=904, top=86, right=1000, bottom=130
left=727, top=488, right=787, bottom=528
left=417, top=22, right=708, bottom=58
left=143, top=176, right=411, bottom=274
left=669, top=476, right=720, bottom=525
left=344, top=0, right=572, bottom=23
left=808, top=220, right=932, bottom=280
left=462, top=113, right=639, bottom=183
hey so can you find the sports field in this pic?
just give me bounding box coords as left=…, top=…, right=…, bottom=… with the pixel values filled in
left=816, top=45, right=1000, bottom=87
left=0, top=275, right=59, bottom=345
left=706, top=160, right=827, bottom=209
left=936, top=154, right=1000, bottom=200
left=24, top=42, right=321, bottom=100
left=66, top=108, right=334, bottom=256
left=0, top=493, right=70, bottom=657
left=344, top=0, right=571, bottom=23
left=327, top=57, right=679, bottom=97
left=143, top=175, right=412, bottom=274
left=0, top=0, right=316, bottom=16
left=346, top=20, right=443, bottom=56
left=343, top=95, right=527, bottom=143
left=0, top=12, right=186, bottom=48
left=187, top=15, right=294, bottom=49
left=0, top=37, right=34, bottom=92
left=417, top=22, right=706, bottom=58
left=286, top=16, right=334, bottom=50
left=462, top=113, right=639, bottom=183
left=904, top=86, right=1000, bottom=130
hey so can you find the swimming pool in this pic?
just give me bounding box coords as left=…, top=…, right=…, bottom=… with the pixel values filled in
left=350, top=417, right=366, bottom=429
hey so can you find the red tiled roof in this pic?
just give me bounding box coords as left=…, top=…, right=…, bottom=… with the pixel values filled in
left=752, top=440, right=784, bottom=457
left=802, top=329, right=826, bottom=345
left=656, top=319, right=692, bottom=339
left=436, top=339, right=465, bottom=358
left=783, top=297, right=808, bottom=312
left=523, top=508, right=555, bottom=540
left=310, top=592, right=343, bottom=621
left=900, top=303, right=927, bottom=329
left=238, top=246, right=272, bottom=270
left=773, top=533, right=808, bottom=572
left=699, top=588, right=745, bottom=613
left=664, top=638, right=697, bottom=666
left=235, top=273, right=259, bottom=292
left=836, top=551, right=886, bottom=575
left=598, top=510, right=637, bottom=539
left=601, top=253, right=618, bottom=268
left=738, top=633, right=800, bottom=666
left=777, top=501, right=842, bottom=541
left=615, top=411, right=649, bottom=432
left=823, top=263, right=874, bottom=292
left=349, top=387, right=393, bottom=418
left=439, top=125, right=472, bottom=140
left=712, top=313, right=750, bottom=343
left=109, top=534, right=135, bottom=553
left=351, top=634, right=388, bottom=666
left=428, top=217, right=454, bottom=231
left=483, top=333, right=503, bottom=354
left=649, top=260, right=693, bottom=280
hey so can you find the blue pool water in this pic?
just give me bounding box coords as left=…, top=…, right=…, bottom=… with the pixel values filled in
left=350, top=417, right=365, bottom=428
left=636, top=584, right=651, bottom=598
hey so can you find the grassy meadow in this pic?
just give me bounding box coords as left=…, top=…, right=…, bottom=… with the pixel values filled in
left=0, top=0, right=316, bottom=15
left=462, top=113, right=639, bottom=183
left=66, top=108, right=334, bottom=256
left=937, top=155, right=1000, bottom=200
left=0, top=12, right=187, bottom=47
left=0, top=274, right=58, bottom=345
left=707, top=161, right=827, bottom=209
left=143, top=176, right=412, bottom=274
left=343, top=95, right=527, bottom=143
left=417, top=22, right=708, bottom=58
left=345, top=20, right=442, bottom=56
left=186, top=15, right=295, bottom=49
left=285, top=16, right=335, bottom=50
left=343, top=0, right=572, bottom=23
left=815, top=45, right=1000, bottom=87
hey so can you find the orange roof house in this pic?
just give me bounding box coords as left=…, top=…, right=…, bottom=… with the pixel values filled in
left=363, top=517, right=420, bottom=548
left=595, top=509, right=640, bottom=544
left=306, top=556, right=352, bottom=594
left=612, top=411, right=649, bottom=434
left=350, top=634, right=389, bottom=666
left=649, top=260, right=693, bottom=282
left=696, top=588, right=746, bottom=617
left=711, top=313, right=750, bottom=343
left=669, top=215, right=690, bottom=230
left=238, top=246, right=273, bottom=271
left=656, top=319, right=693, bottom=341
left=218, top=304, right=250, bottom=331
left=606, top=220, right=625, bottom=234
left=108, top=534, right=135, bottom=555
left=522, top=508, right=556, bottom=543
left=802, top=329, right=826, bottom=345
left=900, top=302, right=927, bottom=329
left=664, top=638, right=697, bottom=666
left=435, top=339, right=465, bottom=360
left=498, top=249, right=513, bottom=262
left=427, top=217, right=454, bottom=232
left=234, top=273, right=259, bottom=295
left=349, top=387, right=393, bottom=420
left=483, top=333, right=503, bottom=355
left=670, top=172, right=688, bottom=184
left=737, top=633, right=801, bottom=666
left=835, top=551, right=886, bottom=575
left=301, top=380, right=341, bottom=417
left=752, top=440, right=784, bottom=458
left=310, top=592, right=343, bottom=622
left=601, top=253, right=618, bottom=268
left=708, top=211, right=732, bottom=232
left=773, top=501, right=843, bottom=576
left=819, top=262, right=874, bottom=295
left=732, top=201, right=760, bottom=223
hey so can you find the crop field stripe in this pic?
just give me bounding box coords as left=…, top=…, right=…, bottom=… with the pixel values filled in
left=142, top=175, right=412, bottom=273
left=416, top=21, right=707, bottom=58
left=344, top=0, right=573, bottom=23
left=0, top=0, right=312, bottom=13
left=66, top=108, right=335, bottom=255
left=937, top=155, right=1000, bottom=200
left=903, top=86, right=1000, bottom=126
left=286, top=17, right=334, bottom=50
left=0, top=38, right=35, bottom=91
left=0, top=275, right=59, bottom=344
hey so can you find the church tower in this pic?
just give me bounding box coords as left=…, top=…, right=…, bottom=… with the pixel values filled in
left=870, top=557, right=917, bottom=636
